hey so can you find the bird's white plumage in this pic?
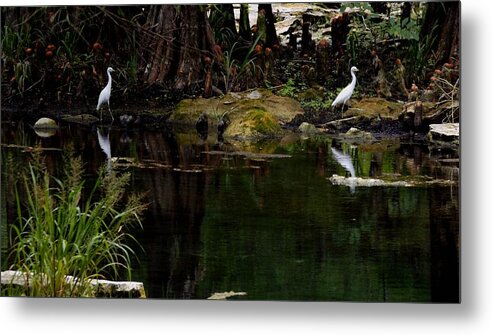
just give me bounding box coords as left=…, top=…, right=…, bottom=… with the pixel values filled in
left=97, top=67, right=115, bottom=120
left=331, top=66, right=359, bottom=111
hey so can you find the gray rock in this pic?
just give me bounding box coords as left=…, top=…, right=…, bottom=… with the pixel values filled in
left=427, top=123, right=459, bottom=149
left=344, top=127, right=375, bottom=141
left=33, top=117, right=58, bottom=129
left=298, top=122, right=319, bottom=134
left=246, top=90, right=262, bottom=100
left=34, top=128, right=57, bottom=138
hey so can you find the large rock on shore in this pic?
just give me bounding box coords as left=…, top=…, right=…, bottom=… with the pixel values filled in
left=345, top=97, right=404, bottom=120
left=427, top=123, right=459, bottom=150
left=170, top=89, right=303, bottom=140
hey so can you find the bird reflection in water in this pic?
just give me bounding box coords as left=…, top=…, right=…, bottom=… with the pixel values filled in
left=97, top=126, right=112, bottom=171
left=331, top=142, right=356, bottom=193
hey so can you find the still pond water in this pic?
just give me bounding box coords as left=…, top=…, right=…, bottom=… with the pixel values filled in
left=1, top=121, right=459, bottom=302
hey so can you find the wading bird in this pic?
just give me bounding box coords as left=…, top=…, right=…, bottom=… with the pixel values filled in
left=331, top=66, right=359, bottom=117
left=97, top=67, right=115, bottom=121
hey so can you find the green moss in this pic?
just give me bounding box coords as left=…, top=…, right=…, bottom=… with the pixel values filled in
left=297, top=88, right=325, bottom=101
left=244, top=108, right=281, bottom=135
left=170, top=99, right=202, bottom=123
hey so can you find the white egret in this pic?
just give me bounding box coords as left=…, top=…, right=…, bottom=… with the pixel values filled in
left=97, top=67, right=115, bottom=121
left=331, top=66, right=359, bottom=116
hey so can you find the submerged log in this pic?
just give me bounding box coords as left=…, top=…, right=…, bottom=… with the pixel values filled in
left=328, top=174, right=455, bottom=188
left=207, top=291, right=247, bottom=300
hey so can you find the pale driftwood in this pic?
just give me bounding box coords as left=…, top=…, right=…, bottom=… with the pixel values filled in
left=1, top=270, right=146, bottom=298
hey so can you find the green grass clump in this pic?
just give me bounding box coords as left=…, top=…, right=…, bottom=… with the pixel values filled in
left=5, top=148, right=146, bottom=297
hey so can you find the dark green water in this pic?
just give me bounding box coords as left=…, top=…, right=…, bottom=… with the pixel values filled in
left=1, top=122, right=459, bottom=302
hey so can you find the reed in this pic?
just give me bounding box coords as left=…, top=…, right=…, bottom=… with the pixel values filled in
left=6, top=148, right=146, bottom=297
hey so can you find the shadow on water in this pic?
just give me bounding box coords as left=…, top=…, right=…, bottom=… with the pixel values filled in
left=1, top=121, right=459, bottom=302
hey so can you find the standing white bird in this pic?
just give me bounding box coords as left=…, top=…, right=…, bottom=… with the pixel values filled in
left=331, top=66, right=359, bottom=116
left=97, top=67, right=115, bottom=121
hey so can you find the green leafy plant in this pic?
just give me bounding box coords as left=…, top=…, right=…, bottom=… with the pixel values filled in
left=404, top=27, right=437, bottom=84
left=278, top=79, right=296, bottom=98
left=6, top=148, right=146, bottom=297
left=387, top=17, right=419, bottom=41
left=13, top=61, right=32, bottom=94
left=1, top=25, right=32, bottom=62
left=221, top=36, right=261, bottom=93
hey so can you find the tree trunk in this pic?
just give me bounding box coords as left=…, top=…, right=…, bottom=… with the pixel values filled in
left=210, top=4, right=237, bottom=36
left=139, top=5, right=215, bottom=91
left=256, top=4, right=278, bottom=48
left=209, top=4, right=238, bottom=49
left=420, top=2, right=460, bottom=66
left=239, top=4, right=252, bottom=42
left=301, top=14, right=314, bottom=54
left=330, top=13, right=350, bottom=58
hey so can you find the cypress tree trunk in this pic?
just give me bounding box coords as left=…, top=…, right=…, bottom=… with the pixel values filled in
left=239, top=4, right=252, bottom=41
left=257, top=4, right=278, bottom=47
left=209, top=4, right=237, bottom=37
left=139, top=5, right=215, bottom=91
left=209, top=4, right=238, bottom=50
left=420, top=2, right=460, bottom=66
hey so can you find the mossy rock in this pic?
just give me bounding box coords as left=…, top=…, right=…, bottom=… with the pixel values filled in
left=170, top=89, right=303, bottom=139
left=61, top=114, right=100, bottom=125
left=298, top=122, right=320, bottom=134
left=225, top=107, right=282, bottom=139
left=171, top=98, right=213, bottom=125
left=297, top=87, right=325, bottom=101
left=345, top=97, right=403, bottom=120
